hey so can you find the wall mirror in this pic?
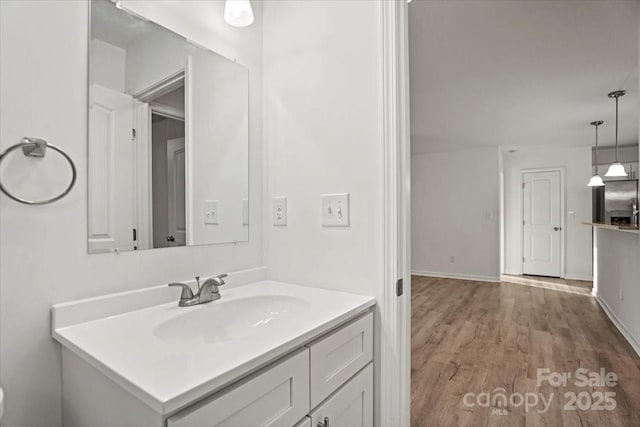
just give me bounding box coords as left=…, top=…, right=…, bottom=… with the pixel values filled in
left=88, top=0, right=249, bottom=253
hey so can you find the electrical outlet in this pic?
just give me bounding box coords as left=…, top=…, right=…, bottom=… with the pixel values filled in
left=450, top=256, right=456, bottom=263
left=204, top=200, right=219, bottom=225
left=273, top=196, right=287, bottom=226
left=322, top=193, right=350, bottom=227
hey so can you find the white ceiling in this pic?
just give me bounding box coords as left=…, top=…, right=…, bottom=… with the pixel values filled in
left=408, top=0, right=639, bottom=154
left=91, top=0, right=156, bottom=49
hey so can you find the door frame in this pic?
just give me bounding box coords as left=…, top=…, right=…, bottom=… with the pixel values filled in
left=134, top=68, right=188, bottom=249
left=520, top=167, right=566, bottom=278
left=381, top=1, right=411, bottom=426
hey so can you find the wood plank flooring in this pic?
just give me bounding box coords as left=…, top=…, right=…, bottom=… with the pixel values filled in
left=411, top=275, right=640, bottom=427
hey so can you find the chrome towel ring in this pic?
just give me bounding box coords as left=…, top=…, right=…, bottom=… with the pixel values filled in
left=0, top=137, right=77, bottom=205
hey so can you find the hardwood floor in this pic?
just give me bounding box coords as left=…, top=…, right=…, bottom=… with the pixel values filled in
left=411, top=275, right=640, bottom=427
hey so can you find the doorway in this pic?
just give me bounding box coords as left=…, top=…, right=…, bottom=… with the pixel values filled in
left=151, top=111, right=186, bottom=248
left=521, top=168, right=564, bottom=278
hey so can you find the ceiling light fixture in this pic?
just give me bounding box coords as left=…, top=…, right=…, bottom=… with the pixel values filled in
left=604, top=90, right=628, bottom=178
left=224, top=0, right=254, bottom=28
left=587, top=120, right=605, bottom=187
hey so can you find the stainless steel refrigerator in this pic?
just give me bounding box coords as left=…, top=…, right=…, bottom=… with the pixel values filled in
left=603, top=180, right=639, bottom=225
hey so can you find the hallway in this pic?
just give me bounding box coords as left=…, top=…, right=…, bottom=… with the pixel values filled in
left=410, top=276, right=640, bottom=427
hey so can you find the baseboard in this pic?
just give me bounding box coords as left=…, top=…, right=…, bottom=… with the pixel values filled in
left=564, top=274, right=593, bottom=282
left=411, top=270, right=500, bottom=283
left=593, top=291, right=640, bottom=357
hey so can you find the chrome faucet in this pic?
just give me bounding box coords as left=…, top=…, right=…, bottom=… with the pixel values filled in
left=168, top=274, right=228, bottom=307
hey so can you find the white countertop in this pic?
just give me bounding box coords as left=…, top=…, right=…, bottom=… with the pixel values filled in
left=52, top=281, right=375, bottom=415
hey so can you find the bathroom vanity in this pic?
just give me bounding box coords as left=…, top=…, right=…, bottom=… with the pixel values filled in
left=52, top=277, right=375, bottom=427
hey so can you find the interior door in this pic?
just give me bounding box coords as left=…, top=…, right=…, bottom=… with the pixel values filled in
left=166, top=137, right=186, bottom=246
left=88, top=85, right=135, bottom=253
left=522, top=170, right=562, bottom=277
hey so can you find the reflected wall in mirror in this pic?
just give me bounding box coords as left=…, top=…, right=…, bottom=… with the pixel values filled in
left=88, top=0, right=249, bottom=253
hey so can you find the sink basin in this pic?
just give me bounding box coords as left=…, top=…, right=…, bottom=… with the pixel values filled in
left=153, top=295, right=310, bottom=344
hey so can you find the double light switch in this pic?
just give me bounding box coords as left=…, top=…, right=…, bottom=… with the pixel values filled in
left=321, top=193, right=350, bottom=227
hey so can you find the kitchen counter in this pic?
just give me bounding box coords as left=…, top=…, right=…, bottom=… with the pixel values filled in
left=582, top=221, right=640, bottom=234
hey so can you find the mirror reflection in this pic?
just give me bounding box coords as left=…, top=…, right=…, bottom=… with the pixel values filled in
left=88, top=0, right=249, bottom=253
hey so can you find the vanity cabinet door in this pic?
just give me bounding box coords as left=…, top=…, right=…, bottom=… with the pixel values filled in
left=167, top=348, right=310, bottom=427
left=308, top=311, right=373, bottom=408
left=310, top=363, right=373, bottom=427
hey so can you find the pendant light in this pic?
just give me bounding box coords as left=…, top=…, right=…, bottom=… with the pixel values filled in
left=604, top=90, right=628, bottom=177
left=224, top=0, right=254, bottom=28
left=588, top=120, right=605, bottom=187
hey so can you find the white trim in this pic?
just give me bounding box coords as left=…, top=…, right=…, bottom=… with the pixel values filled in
left=593, top=291, right=640, bottom=357
left=412, top=270, right=500, bottom=283
left=150, top=103, right=185, bottom=122
left=520, top=167, right=566, bottom=278
left=135, top=100, right=152, bottom=250
left=564, top=274, right=593, bottom=282
left=381, top=1, right=411, bottom=426
left=133, top=69, right=185, bottom=102
left=185, top=56, right=194, bottom=246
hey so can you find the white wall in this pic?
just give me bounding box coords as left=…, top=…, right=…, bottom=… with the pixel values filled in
left=262, top=0, right=384, bottom=423
left=594, top=15, right=640, bottom=356
left=503, top=145, right=593, bottom=280
left=90, top=39, right=126, bottom=92
left=0, top=1, right=263, bottom=426
left=593, top=229, right=640, bottom=353
left=411, top=147, right=501, bottom=281
left=263, top=0, right=383, bottom=297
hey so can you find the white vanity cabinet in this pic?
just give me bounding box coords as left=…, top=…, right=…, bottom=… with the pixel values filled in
left=167, top=311, right=373, bottom=427
left=308, top=312, right=373, bottom=408
left=54, top=281, right=375, bottom=427
left=310, top=364, right=373, bottom=427
left=168, top=349, right=310, bottom=427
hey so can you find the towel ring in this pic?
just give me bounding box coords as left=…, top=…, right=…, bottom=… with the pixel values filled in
left=0, top=137, right=77, bottom=205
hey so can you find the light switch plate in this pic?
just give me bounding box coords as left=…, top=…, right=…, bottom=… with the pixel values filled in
left=242, top=198, right=249, bottom=225
left=204, top=200, right=219, bottom=225
left=272, top=196, right=287, bottom=226
left=322, top=193, right=350, bottom=227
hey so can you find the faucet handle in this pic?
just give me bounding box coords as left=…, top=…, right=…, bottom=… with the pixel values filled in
left=214, top=273, right=228, bottom=286
left=168, top=282, right=194, bottom=300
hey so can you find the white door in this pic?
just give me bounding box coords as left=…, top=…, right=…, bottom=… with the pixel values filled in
left=166, top=137, right=186, bottom=246
left=310, top=363, right=373, bottom=427
left=88, top=85, right=135, bottom=253
left=523, top=170, right=562, bottom=277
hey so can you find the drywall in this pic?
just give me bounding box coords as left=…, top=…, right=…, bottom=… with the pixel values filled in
left=593, top=228, right=640, bottom=354
left=503, top=146, right=593, bottom=280
left=0, top=1, right=263, bottom=426
left=408, top=0, right=639, bottom=154
left=594, top=15, right=640, bottom=357
left=411, top=147, right=501, bottom=281
left=90, top=39, right=126, bottom=92
left=262, top=0, right=384, bottom=423
left=262, top=0, right=383, bottom=298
